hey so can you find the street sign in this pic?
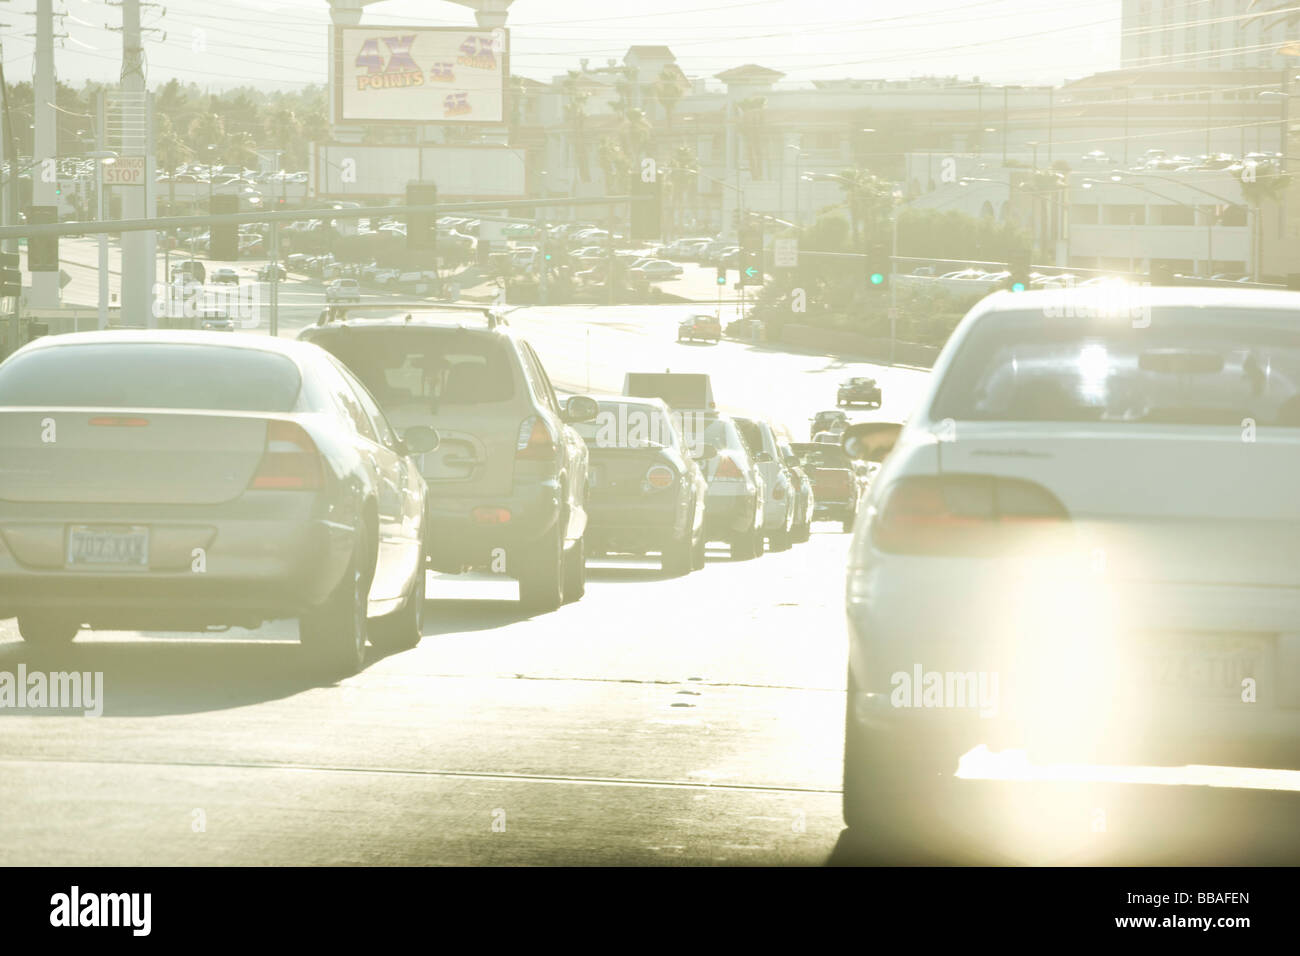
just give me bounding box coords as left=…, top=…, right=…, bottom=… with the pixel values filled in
left=773, top=238, right=798, bottom=268
left=103, top=156, right=147, bottom=187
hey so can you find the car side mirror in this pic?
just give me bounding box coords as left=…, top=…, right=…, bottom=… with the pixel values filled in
left=692, top=443, right=718, bottom=461
left=401, top=425, right=440, bottom=455
left=563, top=395, right=599, bottom=424
left=842, top=422, right=904, bottom=463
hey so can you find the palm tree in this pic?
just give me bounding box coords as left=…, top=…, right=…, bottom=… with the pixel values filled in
left=262, top=108, right=302, bottom=164
left=1239, top=159, right=1291, bottom=279
left=187, top=112, right=225, bottom=153
left=653, top=64, right=688, bottom=130
left=561, top=72, right=592, bottom=183
left=735, top=96, right=767, bottom=180
left=155, top=113, right=191, bottom=213
left=664, top=145, right=699, bottom=236
left=835, top=167, right=894, bottom=249
left=617, top=107, right=653, bottom=165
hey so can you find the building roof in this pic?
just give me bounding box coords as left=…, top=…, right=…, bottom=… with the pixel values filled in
left=627, top=45, right=675, bottom=58
left=714, top=64, right=786, bottom=83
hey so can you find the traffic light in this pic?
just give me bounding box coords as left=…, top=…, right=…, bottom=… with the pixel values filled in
left=407, top=182, right=438, bottom=251
left=210, top=194, right=240, bottom=260
left=738, top=221, right=764, bottom=287
left=0, top=252, right=20, bottom=297
left=27, top=205, right=58, bottom=272
left=865, top=240, right=890, bottom=290
left=716, top=266, right=727, bottom=286
left=1005, top=249, right=1031, bottom=293
left=630, top=175, right=662, bottom=242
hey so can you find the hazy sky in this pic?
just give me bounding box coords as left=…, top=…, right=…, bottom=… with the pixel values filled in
left=0, top=0, right=1122, bottom=90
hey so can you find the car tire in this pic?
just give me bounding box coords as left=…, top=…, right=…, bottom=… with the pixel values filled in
left=17, top=612, right=80, bottom=648
left=662, top=527, right=693, bottom=576
left=843, top=667, right=958, bottom=834
left=842, top=513, right=855, bottom=534
left=690, top=524, right=707, bottom=570
left=562, top=535, right=586, bottom=603
left=299, top=543, right=369, bottom=677
left=518, top=524, right=565, bottom=613
left=729, top=528, right=758, bottom=561
left=370, top=567, right=425, bottom=652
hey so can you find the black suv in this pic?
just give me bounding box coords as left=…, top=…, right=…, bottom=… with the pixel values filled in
left=836, top=377, right=882, bottom=408
left=300, top=306, right=598, bottom=612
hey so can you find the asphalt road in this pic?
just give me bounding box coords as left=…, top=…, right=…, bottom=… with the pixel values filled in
left=4, top=241, right=1299, bottom=865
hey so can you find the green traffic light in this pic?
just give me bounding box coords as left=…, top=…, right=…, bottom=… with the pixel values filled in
left=870, top=273, right=884, bottom=285
left=1011, top=282, right=1025, bottom=292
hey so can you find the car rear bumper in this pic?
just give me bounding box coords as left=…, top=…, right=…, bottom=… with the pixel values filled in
left=703, top=486, right=760, bottom=540
left=425, top=481, right=563, bottom=571
left=847, top=553, right=1300, bottom=770
left=585, top=497, right=685, bottom=553
left=0, top=501, right=355, bottom=629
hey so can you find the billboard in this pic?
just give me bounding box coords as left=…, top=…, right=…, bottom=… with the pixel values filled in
left=334, top=26, right=507, bottom=125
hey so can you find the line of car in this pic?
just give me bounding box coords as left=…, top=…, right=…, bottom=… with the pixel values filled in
left=0, top=308, right=868, bottom=681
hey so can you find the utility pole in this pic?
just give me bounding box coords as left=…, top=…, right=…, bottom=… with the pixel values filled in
left=116, top=0, right=158, bottom=326
left=606, top=208, right=615, bottom=307
left=31, top=0, right=58, bottom=308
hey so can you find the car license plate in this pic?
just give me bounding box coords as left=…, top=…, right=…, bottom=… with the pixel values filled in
left=1135, top=632, right=1269, bottom=701
left=67, top=525, right=150, bottom=568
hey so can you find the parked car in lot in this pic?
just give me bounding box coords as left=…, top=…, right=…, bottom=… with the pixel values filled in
left=840, top=286, right=1300, bottom=836
left=678, top=412, right=765, bottom=560
left=791, top=442, right=867, bottom=532
left=677, top=314, right=722, bottom=343
left=630, top=259, right=684, bottom=281
left=0, top=330, right=437, bottom=675
left=573, top=396, right=710, bottom=575
left=298, top=305, right=600, bottom=612
left=325, top=278, right=361, bottom=303
left=837, top=376, right=882, bottom=408
left=733, top=416, right=797, bottom=551
left=256, top=263, right=287, bottom=281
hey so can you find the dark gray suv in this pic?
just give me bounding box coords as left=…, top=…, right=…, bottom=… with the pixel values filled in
left=300, top=306, right=598, bottom=612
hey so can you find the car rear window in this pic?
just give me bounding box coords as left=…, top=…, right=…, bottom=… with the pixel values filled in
left=0, top=343, right=302, bottom=411
left=733, top=418, right=764, bottom=457
left=306, top=327, right=516, bottom=409
left=574, top=401, right=677, bottom=448
left=931, top=307, right=1300, bottom=426
left=792, top=444, right=850, bottom=468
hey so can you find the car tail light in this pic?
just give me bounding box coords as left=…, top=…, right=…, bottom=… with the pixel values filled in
left=643, top=464, right=676, bottom=491
left=250, top=420, right=323, bottom=490
left=472, top=507, right=511, bottom=524
left=88, top=416, right=149, bottom=427
left=871, top=475, right=1069, bottom=556
left=516, top=416, right=556, bottom=461
left=712, top=454, right=745, bottom=481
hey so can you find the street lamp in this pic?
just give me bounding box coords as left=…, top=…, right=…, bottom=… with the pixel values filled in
left=787, top=144, right=806, bottom=226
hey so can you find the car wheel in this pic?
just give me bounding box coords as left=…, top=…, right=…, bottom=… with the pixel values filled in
left=17, top=612, right=80, bottom=648
left=299, top=543, right=369, bottom=677
left=662, top=527, right=693, bottom=576
left=729, top=529, right=758, bottom=560
left=794, top=520, right=811, bottom=543
left=370, top=566, right=425, bottom=652
left=843, top=667, right=956, bottom=833
left=842, top=512, right=856, bottom=533
left=562, top=535, right=586, bottom=603
left=690, top=524, right=707, bottom=570
left=518, top=524, right=564, bottom=613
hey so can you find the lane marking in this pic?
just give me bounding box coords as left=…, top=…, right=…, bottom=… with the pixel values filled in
left=0, top=756, right=841, bottom=795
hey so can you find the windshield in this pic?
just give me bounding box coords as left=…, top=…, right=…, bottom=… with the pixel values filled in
left=792, top=443, right=851, bottom=468
left=931, top=308, right=1300, bottom=426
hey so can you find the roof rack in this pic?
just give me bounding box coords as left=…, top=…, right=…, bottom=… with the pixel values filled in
left=317, top=302, right=510, bottom=329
